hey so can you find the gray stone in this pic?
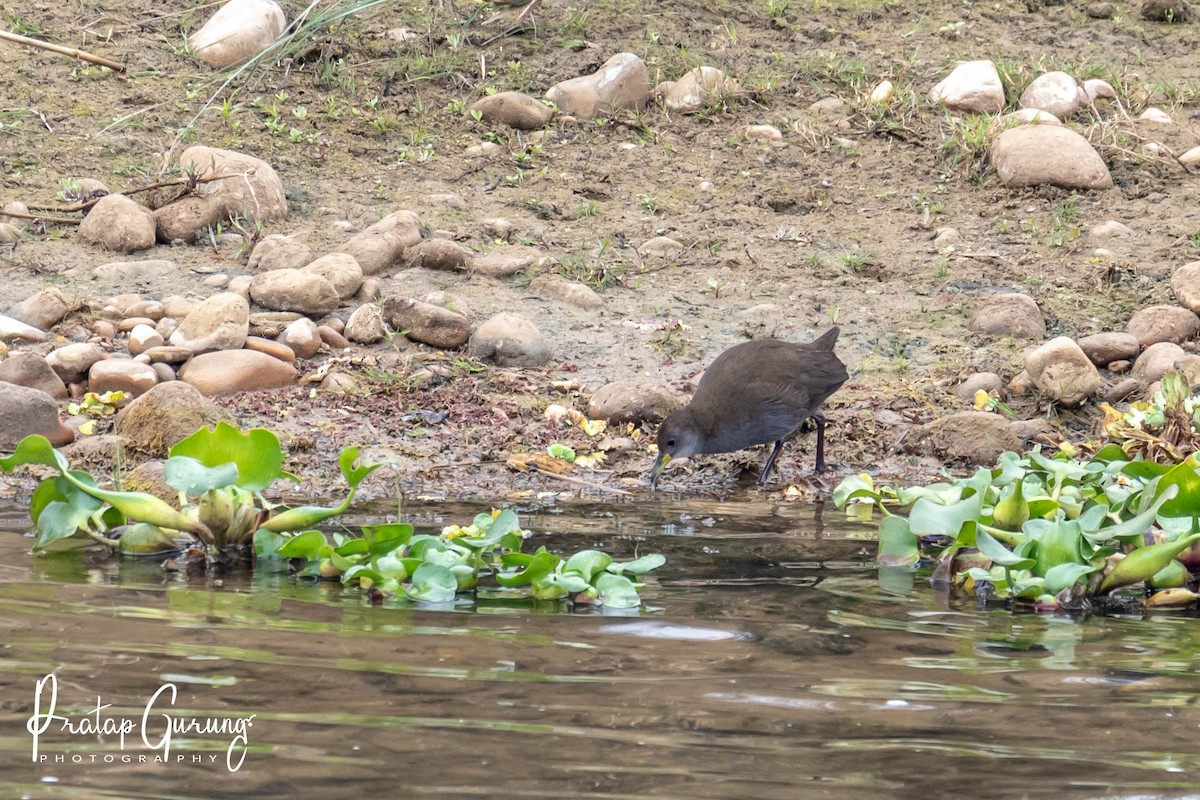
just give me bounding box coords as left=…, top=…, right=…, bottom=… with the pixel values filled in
left=0, top=314, right=47, bottom=343
left=0, top=352, right=67, bottom=398
left=179, top=349, right=298, bottom=395
left=468, top=91, right=554, bottom=130
left=471, top=245, right=549, bottom=278
left=46, top=343, right=108, bottom=383
left=1077, top=332, right=1141, bottom=365
left=469, top=312, right=552, bottom=367
left=1132, top=341, right=1186, bottom=382
left=302, top=253, right=363, bottom=299
left=382, top=297, right=470, bottom=350
left=1126, top=304, right=1199, bottom=346
left=114, top=381, right=233, bottom=456
left=954, top=372, right=1004, bottom=403
left=248, top=233, right=314, bottom=271
left=545, top=52, right=650, bottom=118
left=1170, top=261, right=1200, bottom=314
left=78, top=194, right=156, bottom=252
left=249, top=269, right=340, bottom=315
left=344, top=303, right=387, bottom=344
left=88, top=359, right=158, bottom=397
left=278, top=317, right=322, bottom=358
left=154, top=147, right=287, bottom=243
left=903, top=411, right=1020, bottom=466
left=8, top=288, right=70, bottom=331
left=169, top=292, right=250, bottom=354
left=1024, top=336, right=1102, bottom=406
left=528, top=275, right=604, bottom=311
left=587, top=381, right=680, bottom=424
left=0, top=381, right=73, bottom=449
left=991, top=126, right=1113, bottom=190
left=663, top=66, right=741, bottom=114
left=406, top=238, right=470, bottom=272
left=1019, top=71, right=1087, bottom=119
left=968, top=293, right=1045, bottom=339
left=928, top=60, right=1004, bottom=113
left=338, top=209, right=422, bottom=275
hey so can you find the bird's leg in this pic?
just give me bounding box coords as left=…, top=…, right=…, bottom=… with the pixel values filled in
left=757, top=440, right=785, bottom=485
left=812, top=412, right=827, bottom=474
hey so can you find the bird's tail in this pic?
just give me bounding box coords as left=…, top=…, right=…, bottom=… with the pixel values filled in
left=811, top=325, right=840, bottom=350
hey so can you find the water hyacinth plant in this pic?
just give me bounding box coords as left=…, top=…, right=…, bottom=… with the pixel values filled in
left=0, top=422, right=381, bottom=555
left=834, top=445, right=1200, bottom=610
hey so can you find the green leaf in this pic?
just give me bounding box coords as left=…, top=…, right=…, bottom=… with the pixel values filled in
left=543, top=571, right=591, bottom=593
left=163, top=457, right=239, bottom=495
left=30, top=476, right=105, bottom=550
left=1083, top=484, right=1178, bottom=543
left=595, top=573, right=642, bottom=608
left=0, top=434, right=68, bottom=473
left=547, top=443, right=576, bottom=462
left=168, top=422, right=283, bottom=493
left=611, top=553, right=666, bottom=575
left=1155, top=463, right=1200, bottom=518
left=976, top=529, right=1036, bottom=569
left=338, top=446, right=384, bottom=488
left=1042, top=562, right=1096, bottom=594
left=277, top=529, right=328, bottom=560
left=404, top=562, right=458, bottom=603
left=832, top=474, right=880, bottom=508
left=878, top=515, right=919, bottom=566
left=563, top=550, right=613, bottom=581
left=1150, top=558, right=1188, bottom=589
left=908, top=492, right=983, bottom=538
left=495, top=550, right=560, bottom=587
left=117, top=523, right=185, bottom=555
left=363, top=522, right=413, bottom=556
left=253, top=528, right=289, bottom=558
left=1029, top=517, right=1085, bottom=576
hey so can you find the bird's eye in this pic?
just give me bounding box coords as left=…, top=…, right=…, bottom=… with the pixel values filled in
left=666, top=439, right=676, bottom=447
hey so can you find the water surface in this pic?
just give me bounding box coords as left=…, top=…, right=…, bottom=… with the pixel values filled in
left=0, top=498, right=1198, bottom=799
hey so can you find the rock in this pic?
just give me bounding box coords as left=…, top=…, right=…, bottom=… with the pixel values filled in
left=248, top=311, right=303, bottom=337
left=318, top=326, right=349, bottom=349
left=932, top=227, right=961, bottom=249
left=46, top=343, right=107, bottom=383
left=0, top=314, right=47, bottom=342
left=141, top=346, right=193, bottom=364
left=990, top=126, right=1113, bottom=189
left=114, top=382, right=234, bottom=455
left=344, top=303, right=387, bottom=344
left=928, top=59, right=1005, bottom=113
left=998, top=108, right=1062, bottom=127
left=1133, top=341, right=1186, bottom=382
left=88, top=359, right=158, bottom=397
left=1142, top=0, right=1192, bottom=21
left=1082, top=78, right=1118, bottom=103
left=382, top=298, right=470, bottom=349
left=1139, top=107, right=1173, bottom=123
left=904, top=411, right=1020, bottom=466
left=278, top=317, right=322, bottom=358
left=809, top=96, right=849, bottom=116
left=1077, top=332, right=1141, bottom=365
left=1009, top=369, right=1033, bottom=396
left=127, top=324, right=164, bottom=355
left=0, top=352, right=67, bottom=398
left=126, top=300, right=165, bottom=320
left=732, top=304, right=783, bottom=338
left=471, top=245, right=550, bottom=277
left=1105, top=377, right=1142, bottom=402
left=247, top=234, right=314, bottom=271
left=465, top=141, right=503, bottom=158
left=968, top=293, right=1045, bottom=339
left=663, top=66, right=742, bottom=114
left=358, top=277, right=382, bottom=303
left=743, top=124, right=784, bottom=141
left=954, top=372, right=1004, bottom=403
left=0, top=222, right=22, bottom=244
left=1126, top=304, right=1199, bottom=346
left=78, top=194, right=156, bottom=252
left=1181, top=146, right=1200, bottom=166
left=338, top=210, right=422, bottom=275
left=0, top=382, right=73, bottom=449
left=1090, top=220, right=1132, bottom=239
left=190, top=0, right=286, bottom=67
left=168, top=292, right=250, bottom=354
left=1024, top=337, right=1102, bottom=406
left=1170, top=260, right=1200, bottom=313
left=8, top=287, right=70, bottom=331
left=406, top=238, right=470, bottom=272
left=154, top=147, right=287, bottom=243
left=587, top=381, right=680, bottom=424
left=468, top=91, right=553, bottom=130
left=1010, top=418, right=1060, bottom=446
left=0, top=200, right=29, bottom=227
left=302, top=253, right=363, bottom=299
left=528, top=275, right=604, bottom=311
left=249, top=269, right=340, bottom=316
left=469, top=312, right=552, bottom=367
left=179, top=349, right=298, bottom=395
left=638, top=236, right=685, bottom=258
left=243, top=335, right=296, bottom=363
left=1019, top=71, right=1087, bottom=119
left=545, top=52, right=650, bottom=118
left=151, top=363, right=176, bottom=383
left=88, top=259, right=177, bottom=282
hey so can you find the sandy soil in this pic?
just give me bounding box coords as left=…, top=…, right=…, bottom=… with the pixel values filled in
left=3, top=0, right=1200, bottom=501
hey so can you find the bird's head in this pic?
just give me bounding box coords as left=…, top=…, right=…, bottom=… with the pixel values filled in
left=649, top=410, right=703, bottom=489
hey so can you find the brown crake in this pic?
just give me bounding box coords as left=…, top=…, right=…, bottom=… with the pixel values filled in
left=650, top=327, right=848, bottom=487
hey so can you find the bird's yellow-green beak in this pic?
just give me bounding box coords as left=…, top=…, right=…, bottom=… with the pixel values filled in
left=649, top=452, right=671, bottom=489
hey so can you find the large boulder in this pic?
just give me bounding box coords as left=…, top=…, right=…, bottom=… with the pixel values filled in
left=153, top=147, right=287, bottom=243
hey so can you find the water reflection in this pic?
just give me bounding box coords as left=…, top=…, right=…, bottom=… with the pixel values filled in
left=0, top=499, right=1197, bottom=799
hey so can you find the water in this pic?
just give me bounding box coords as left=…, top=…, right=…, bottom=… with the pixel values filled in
left=0, top=498, right=1198, bottom=799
